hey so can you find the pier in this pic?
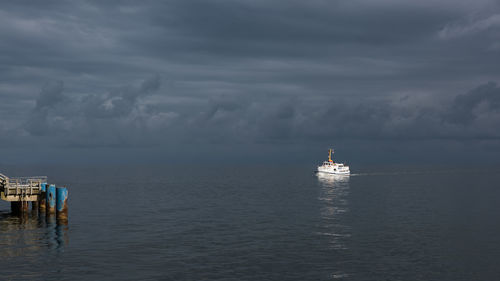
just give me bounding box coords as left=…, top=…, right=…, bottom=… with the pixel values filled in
left=0, top=173, right=68, bottom=221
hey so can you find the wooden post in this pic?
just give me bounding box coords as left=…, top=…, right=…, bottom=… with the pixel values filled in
left=22, top=201, right=29, bottom=212
left=10, top=201, right=29, bottom=215
left=56, top=187, right=68, bottom=222
left=11, top=202, right=21, bottom=215
left=46, top=184, right=56, bottom=214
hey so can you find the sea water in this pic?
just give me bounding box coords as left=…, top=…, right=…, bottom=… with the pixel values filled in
left=1, top=164, right=500, bottom=280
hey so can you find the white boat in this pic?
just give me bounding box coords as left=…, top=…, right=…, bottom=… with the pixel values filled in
left=316, top=148, right=350, bottom=175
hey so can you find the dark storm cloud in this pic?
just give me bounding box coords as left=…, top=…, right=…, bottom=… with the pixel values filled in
left=447, top=82, right=500, bottom=124
left=25, top=81, right=67, bottom=136
left=21, top=78, right=499, bottom=147
left=145, top=0, right=453, bottom=59
left=0, top=0, right=500, bottom=162
left=81, top=74, right=160, bottom=119
left=35, top=81, right=65, bottom=110
left=205, top=94, right=248, bottom=120
left=25, top=75, right=162, bottom=144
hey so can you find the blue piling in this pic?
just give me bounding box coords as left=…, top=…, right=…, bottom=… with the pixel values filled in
left=56, top=187, right=68, bottom=221
left=39, top=182, right=47, bottom=211
left=46, top=184, right=56, bottom=214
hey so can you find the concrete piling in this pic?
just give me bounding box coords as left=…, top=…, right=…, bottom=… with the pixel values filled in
left=46, top=184, right=56, bottom=214
left=56, top=187, right=68, bottom=221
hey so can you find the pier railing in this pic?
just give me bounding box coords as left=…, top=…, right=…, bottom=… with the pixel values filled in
left=0, top=176, right=47, bottom=202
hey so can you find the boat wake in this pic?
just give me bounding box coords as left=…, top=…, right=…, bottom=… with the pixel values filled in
left=350, top=170, right=460, bottom=176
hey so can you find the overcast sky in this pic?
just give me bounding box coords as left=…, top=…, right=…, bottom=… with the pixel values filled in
left=1, top=0, right=500, bottom=165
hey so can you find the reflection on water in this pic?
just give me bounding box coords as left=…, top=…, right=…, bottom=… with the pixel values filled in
left=316, top=173, right=351, bottom=279
left=0, top=209, right=69, bottom=258
left=316, top=173, right=350, bottom=187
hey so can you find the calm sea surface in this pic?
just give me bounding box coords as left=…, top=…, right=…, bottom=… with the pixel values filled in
left=1, top=164, right=500, bottom=280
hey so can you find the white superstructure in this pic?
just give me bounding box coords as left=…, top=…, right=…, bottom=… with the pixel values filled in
left=316, top=148, right=350, bottom=175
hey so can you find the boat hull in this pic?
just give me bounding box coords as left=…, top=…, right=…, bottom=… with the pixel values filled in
left=316, top=165, right=350, bottom=175
left=316, top=169, right=350, bottom=175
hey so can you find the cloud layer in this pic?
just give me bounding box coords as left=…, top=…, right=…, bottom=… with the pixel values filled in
left=0, top=0, right=499, bottom=163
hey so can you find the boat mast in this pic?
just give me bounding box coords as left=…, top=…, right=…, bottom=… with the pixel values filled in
left=328, top=148, right=334, bottom=163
